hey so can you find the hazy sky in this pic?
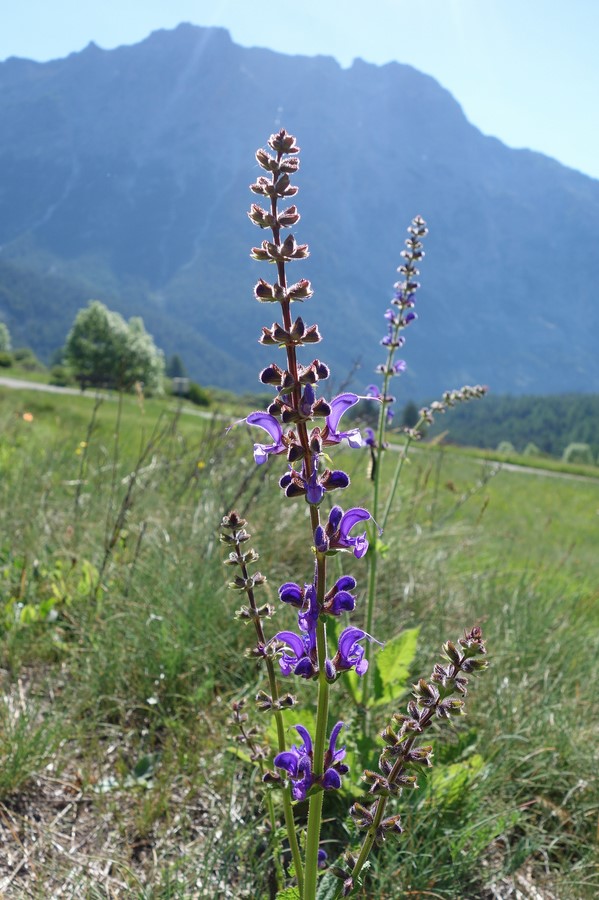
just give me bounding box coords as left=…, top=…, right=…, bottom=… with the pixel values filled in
left=2, top=0, right=598, bottom=180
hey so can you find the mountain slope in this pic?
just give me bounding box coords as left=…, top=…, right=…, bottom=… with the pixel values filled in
left=1, top=23, right=598, bottom=396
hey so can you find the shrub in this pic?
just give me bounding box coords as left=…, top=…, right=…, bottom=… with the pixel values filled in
left=187, top=381, right=211, bottom=407
left=12, top=347, right=44, bottom=371
left=562, top=442, right=595, bottom=465
left=496, top=440, right=515, bottom=455
left=523, top=442, right=542, bottom=457
left=0, top=351, right=13, bottom=368
left=49, top=365, right=75, bottom=387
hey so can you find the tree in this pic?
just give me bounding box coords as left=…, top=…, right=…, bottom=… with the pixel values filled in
left=0, top=322, right=11, bottom=352
left=64, top=301, right=164, bottom=392
left=166, top=353, right=187, bottom=378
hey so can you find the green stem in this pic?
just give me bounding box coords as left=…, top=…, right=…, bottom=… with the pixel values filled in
left=303, top=553, right=329, bottom=899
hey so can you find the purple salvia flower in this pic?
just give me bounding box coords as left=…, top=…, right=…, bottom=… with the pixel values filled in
left=366, top=384, right=381, bottom=400
left=274, top=629, right=318, bottom=679
left=280, top=458, right=349, bottom=505
left=364, top=427, right=376, bottom=447
left=273, top=722, right=348, bottom=800
left=273, top=724, right=314, bottom=800
left=325, top=505, right=373, bottom=558
left=322, top=575, right=357, bottom=616
left=246, top=411, right=286, bottom=464
left=333, top=627, right=381, bottom=676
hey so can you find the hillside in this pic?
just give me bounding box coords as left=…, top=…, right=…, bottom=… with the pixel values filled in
left=1, top=23, right=599, bottom=395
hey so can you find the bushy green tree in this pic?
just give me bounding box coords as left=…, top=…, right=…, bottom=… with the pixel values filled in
left=64, top=301, right=164, bottom=392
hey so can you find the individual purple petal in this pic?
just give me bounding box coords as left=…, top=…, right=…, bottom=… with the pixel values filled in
left=322, top=768, right=341, bottom=790
left=339, top=507, right=371, bottom=539
left=325, top=470, right=350, bottom=490
left=306, top=469, right=325, bottom=505
left=326, top=393, right=359, bottom=433
left=327, top=506, right=343, bottom=531
left=324, top=657, right=336, bottom=680
left=279, top=582, right=304, bottom=607
left=275, top=630, right=305, bottom=657
left=334, top=575, right=357, bottom=592
left=274, top=750, right=299, bottom=776
left=297, top=584, right=319, bottom=632
left=246, top=411, right=283, bottom=443
left=294, top=724, right=313, bottom=754
left=295, top=657, right=317, bottom=678
left=246, top=412, right=285, bottom=464
left=328, top=721, right=345, bottom=756
left=338, top=507, right=372, bottom=558
left=314, top=525, right=328, bottom=552
left=328, top=591, right=355, bottom=614
left=366, top=384, right=381, bottom=399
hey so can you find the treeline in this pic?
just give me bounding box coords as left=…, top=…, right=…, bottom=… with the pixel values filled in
left=424, top=393, right=599, bottom=460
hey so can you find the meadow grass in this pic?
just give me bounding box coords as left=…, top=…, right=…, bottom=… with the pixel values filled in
left=0, top=385, right=597, bottom=898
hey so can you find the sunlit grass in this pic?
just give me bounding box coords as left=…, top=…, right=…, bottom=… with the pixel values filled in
left=0, top=385, right=597, bottom=897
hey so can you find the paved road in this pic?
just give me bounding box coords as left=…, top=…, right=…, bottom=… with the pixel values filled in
left=0, top=375, right=218, bottom=420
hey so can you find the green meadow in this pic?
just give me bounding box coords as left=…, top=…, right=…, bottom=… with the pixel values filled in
left=0, top=384, right=597, bottom=898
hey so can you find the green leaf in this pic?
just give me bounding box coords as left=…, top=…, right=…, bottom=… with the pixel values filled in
left=275, top=887, right=301, bottom=900
left=372, top=627, right=419, bottom=707
left=132, top=752, right=160, bottom=780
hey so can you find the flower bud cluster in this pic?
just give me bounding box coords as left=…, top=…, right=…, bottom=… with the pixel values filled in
left=244, top=130, right=365, bottom=505
left=365, top=216, right=428, bottom=439
left=412, top=383, right=489, bottom=436
left=346, top=626, right=488, bottom=847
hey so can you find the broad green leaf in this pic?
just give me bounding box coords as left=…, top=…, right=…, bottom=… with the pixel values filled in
left=275, top=887, right=301, bottom=900
left=372, top=627, right=419, bottom=707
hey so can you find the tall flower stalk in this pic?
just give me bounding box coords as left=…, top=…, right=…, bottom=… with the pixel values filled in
left=246, top=129, right=371, bottom=896
left=359, top=224, right=487, bottom=714
left=222, top=129, right=488, bottom=899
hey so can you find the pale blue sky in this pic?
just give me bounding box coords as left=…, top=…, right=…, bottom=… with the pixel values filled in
left=2, top=0, right=598, bottom=180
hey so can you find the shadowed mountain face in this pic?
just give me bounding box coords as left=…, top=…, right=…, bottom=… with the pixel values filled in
left=1, top=23, right=598, bottom=396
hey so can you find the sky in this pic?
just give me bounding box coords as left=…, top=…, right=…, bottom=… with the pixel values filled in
left=1, top=0, right=598, bottom=181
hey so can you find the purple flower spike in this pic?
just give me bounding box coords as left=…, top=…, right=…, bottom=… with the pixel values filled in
left=325, top=393, right=362, bottom=448
left=246, top=411, right=286, bottom=464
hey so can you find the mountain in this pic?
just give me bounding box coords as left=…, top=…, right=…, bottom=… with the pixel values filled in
left=1, top=23, right=598, bottom=397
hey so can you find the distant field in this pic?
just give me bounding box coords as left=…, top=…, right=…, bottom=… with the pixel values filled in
left=0, top=384, right=597, bottom=898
